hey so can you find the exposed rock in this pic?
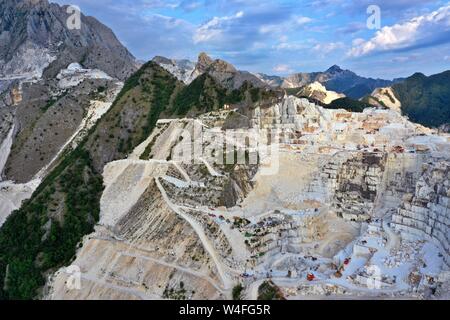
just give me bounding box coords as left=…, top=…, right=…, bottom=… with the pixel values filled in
left=182, top=53, right=266, bottom=90
left=42, top=92, right=450, bottom=300
left=366, top=87, right=402, bottom=113
left=0, top=0, right=138, bottom=81
left=295, top=81, right=345, bottom=104
left=253, top=73, right=283, bottom=87
left=152, top=56, right=198, bottom=84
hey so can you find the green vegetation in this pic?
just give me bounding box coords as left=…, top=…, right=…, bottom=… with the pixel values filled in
left=0, top=62, right=180, bottom=300
left=257, top=281, right=285, bottom=300
left=0, top=147, right=102, bottom=300
left=362, top=95, right=388, bottom=109
left=392, top=71, right=450, bottom=128
left=233, top=217, right=251, bottom=228
left=41, top=91, right=68, bottom=112
left=97, top=86, right=106, bottom=93
left=42, top=97, right=58, bottom=112
left=285, top=87, right=301, bottom=96
left=172, top=73, right=227, bottom=115
left=163, top=282, right=187, bottom=300
left=326, top=97, right=372, bottom=113
left=287, top=88, right=371, bottom=113
left=232, top=284, right=244, bottom=300
left=142, top=69, right=177, bottom=139
left=172, top=75, right=276, bottom=116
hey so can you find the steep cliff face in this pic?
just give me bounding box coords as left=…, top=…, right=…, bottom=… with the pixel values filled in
left=366, top=87, right=402, bottom=113
left=294, top=82, right=345, bottom=105
left=0, top=0, right=137, bottom=82
left=3, top=77, right=120, bottom=183
left=0, top=0, right=141, bottom=227
left=392, top=162, right=450, bottom=265
left=0, top=62, right=181, bottom=300
left=0, top=58, right=271, bottom=299
left=334, top=152, right=387, bottom=221
left=248, top=97, right=450, bottom=267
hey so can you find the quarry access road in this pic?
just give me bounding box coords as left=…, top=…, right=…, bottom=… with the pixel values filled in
left=156, top=178, right=234, bottom=293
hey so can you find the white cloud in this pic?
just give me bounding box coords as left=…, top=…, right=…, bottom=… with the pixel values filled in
left=348, top=5, right=450, bottom=57
left=390, top=54, right=420, bottom=63
left=259, top=15, right=313, bottom=34
left=352, top=38, right=365, bottom=46
left=273, top=42, right=309, bottom=51
left=295, top=16, right=314, bottom=25
left=313, top=42, right=345, bottom=54
left=273, top=64, right=292, bottom=73
left=193, top=11, right=245, bottom=44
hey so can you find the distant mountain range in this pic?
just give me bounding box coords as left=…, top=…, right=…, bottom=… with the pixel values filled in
left=256, top=65, right=402, bottom=99
left=152, top=54, right=403, bottom=100
left=153, top=53, right=265, bottom=90
left=152, top=54, right=450, bottom=129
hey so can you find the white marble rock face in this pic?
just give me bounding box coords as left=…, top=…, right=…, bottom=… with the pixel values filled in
left=42, top=94, right=450, bottom=300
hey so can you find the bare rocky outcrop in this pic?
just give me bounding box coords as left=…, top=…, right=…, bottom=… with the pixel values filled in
left=154, top=52, right=266, bottom=90
left=295, top=81, right=345, bottom=105
left=366, top=87, right=402, bottom=113
left=3, top=77, right=120, bottom=183
left=392, top=162, right=450, bottom=266
left=0, top=0, right=138, bottom=82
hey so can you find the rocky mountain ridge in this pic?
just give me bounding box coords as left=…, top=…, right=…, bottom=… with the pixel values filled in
left=153, top=52, right=266, bottom=90
left=0, top=0, right=137, bottom=86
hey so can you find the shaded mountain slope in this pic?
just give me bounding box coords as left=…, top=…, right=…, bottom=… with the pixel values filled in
left=391, top=71, right=450, bottom=128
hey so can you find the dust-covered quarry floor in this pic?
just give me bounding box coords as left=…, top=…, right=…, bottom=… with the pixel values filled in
left=46, top=96, right=450, bottom=300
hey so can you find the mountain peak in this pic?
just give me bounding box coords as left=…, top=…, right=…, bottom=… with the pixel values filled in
left=8, top=0, right=49, bottom=7
left=197, top=52, right=214, bottom=70
left=410, top=72, right=426, bottom=79
left=326, top=65, right=344, bottom=73
left=152, top=56, right=174, bottom=65
left=195, top=52, right=237, bottom=75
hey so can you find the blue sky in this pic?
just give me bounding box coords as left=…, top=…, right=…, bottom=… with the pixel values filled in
left=53, top=0, right=450, bottom=79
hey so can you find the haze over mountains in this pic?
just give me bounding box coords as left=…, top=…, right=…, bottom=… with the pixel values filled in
left=258, top=65, right=399, bottom=99
left=0, top=0, right=449, bottom=301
